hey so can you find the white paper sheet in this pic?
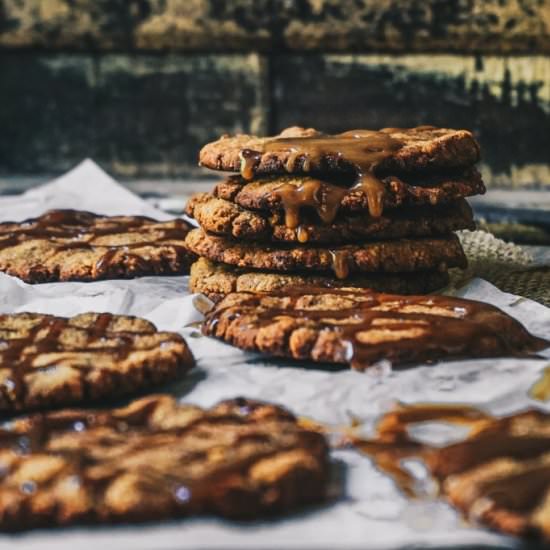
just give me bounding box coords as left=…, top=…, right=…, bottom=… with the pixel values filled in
left=0, top=160, right=549, bottom=550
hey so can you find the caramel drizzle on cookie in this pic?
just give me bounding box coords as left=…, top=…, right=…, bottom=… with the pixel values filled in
left=341, top=402, right=495, bottom=496
left=0, top=210, right=190, bottom=278
left=0, top=396, right=326, bottom=518
left=348, top=401, right=550, bottom=528
left=0, top=312, right=182, bottom=409
left=329, top=250, right=351, bottom=280
left=238, top=130, right=404, bottom=229
left=205, top=288, right=549, bottom=370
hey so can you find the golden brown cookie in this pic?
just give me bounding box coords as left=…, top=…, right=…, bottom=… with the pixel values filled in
left=185, top=228, right=467, bottom=278
left=199, top=126, right=481, bottom=176
left=0, top=394, right=329, bottom=529
left=186, top=193, right=475, bottom=244
left=189, top=258, right=450, bottom=302
left=203, top=288, right=548, bottom=369
left=351, top=403, right=550, bottom=542
left=425, top=409, right=550, bottom=540
left=0, top=312, right=194, bottom=413
left=213, top=170, right=485, bottom=220
left=0, top=210, right=195, bottom=283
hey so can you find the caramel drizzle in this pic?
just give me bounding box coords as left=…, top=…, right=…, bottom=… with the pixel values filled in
left=0, top=313, right=179, bottom=409
left=0, top=398, right=321, bottom=515
left=205, top=289, right=549, bottom=370
left=329, top=250, right=350, bottom=280
left=0, top=210, right=190, bottom=276
left=238, top=130, right=404, bottom=223
left=530, top=366, right=550, bottom=401
left=345, top=403, right=495, bottom=496
left=296, top=226, right=309, bottom=244
left=349, top=401, right=550, bottom=516
left=272, top=179, right=348, bottom=230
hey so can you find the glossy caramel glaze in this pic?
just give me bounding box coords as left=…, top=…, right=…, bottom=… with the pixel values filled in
left=239, top=130, right=404, bottom=219
left=0, top=395, right=329, bottom=529
left=203, top=288, right=549, bottom=369
left=0, top=311, right=194, bottom=412
left=0, top=209, right=194, bottom=282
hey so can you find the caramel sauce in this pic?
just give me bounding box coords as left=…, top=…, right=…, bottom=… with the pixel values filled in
left=239, top=130, right=404, bottom=222
left=206, top=288, right=549, bottom=370
left=530, top=367, right=550, bottom=401
left=375, top=403, right=493, bottom=441
left=297, top=402, right=493, bottom=497
left=0, top=397, right=320, bottom=519
left=296, top=226, right=309, bottom=244
left=272, top=179, right=348, bottom=229
left=0, top=209, right=190, bottom=277
left=347, top=403, right=495, bottom=496
left=300, top=400, right=550, bottom=508
left=329, top=250, right=351, bottom=279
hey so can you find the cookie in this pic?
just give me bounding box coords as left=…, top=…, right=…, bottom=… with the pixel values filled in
left=203, top=288, right=548, bottom=369
left=186, top=193, right=475, bottom=244
left=189, top=258, right=450, bottom=302
left=0, top=312, right=194, bottom=413
left=199, top=126, right=481, bottom=176
left=0, top=394, right=329, bottom=529
left=213, top=170, right=485, bottom=221
left=185, top=228, right=467, bottom=279
left=426, top=410, right=550, bottom=540
left=0, top=209, right=195, bottom=283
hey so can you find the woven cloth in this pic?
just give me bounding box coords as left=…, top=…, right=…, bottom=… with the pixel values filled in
left=449, top=230, right=550, bottom=306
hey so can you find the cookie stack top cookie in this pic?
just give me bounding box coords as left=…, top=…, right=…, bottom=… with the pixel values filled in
left=199, top=125, right=483, bottom=221
left=186, top=126, right=484, bottom=300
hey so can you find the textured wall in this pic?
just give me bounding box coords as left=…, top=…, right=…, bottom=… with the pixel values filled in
left=0, top=1, right=549, bottom=186
left=2, top=0, right=550, bottom=52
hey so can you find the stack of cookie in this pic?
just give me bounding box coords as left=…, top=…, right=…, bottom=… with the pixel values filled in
left=185, top=126, right=485, bottom=302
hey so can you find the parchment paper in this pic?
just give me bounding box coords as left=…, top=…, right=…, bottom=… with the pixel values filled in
left=0, top=160, right=549, bottom=550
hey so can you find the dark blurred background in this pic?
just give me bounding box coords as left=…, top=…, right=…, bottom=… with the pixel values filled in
left=0, top=1, right=549, bottom=203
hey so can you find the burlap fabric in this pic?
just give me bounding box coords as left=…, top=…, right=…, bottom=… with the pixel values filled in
left=449, top=230, right=550, bottom=306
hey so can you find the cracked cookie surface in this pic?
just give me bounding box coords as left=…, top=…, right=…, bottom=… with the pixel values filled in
left=185, top=228, right=467, bottom=277
left=0, top=210, right=195, bottom=283
left=203, top=288, right=548, bottom=369
left=0, top=312, right=194, bottom=413
left=186, top=193, right=475, bottom=244
left=213, top=170, right=485, bottom=216
left=200, top=126, right=480, bottom=177
left=0, top=394, right=328, bottom=530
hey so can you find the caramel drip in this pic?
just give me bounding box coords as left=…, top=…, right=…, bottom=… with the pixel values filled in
left=329, top=250, right=350, bottom=279
left=296, top=226, right=309, bottom=244
left=349, top=437, right=426, bottom=497
left=239, top=150, right=260, bottom=180
left=239, top=130, right=404, bottom=219
left=530, top=367, right=550, bottom=402
left=0, top=209, right=190, bottom=276
left=206, top=288, right=549, bottom=370
left=272, top=179, right=348, bottom=229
